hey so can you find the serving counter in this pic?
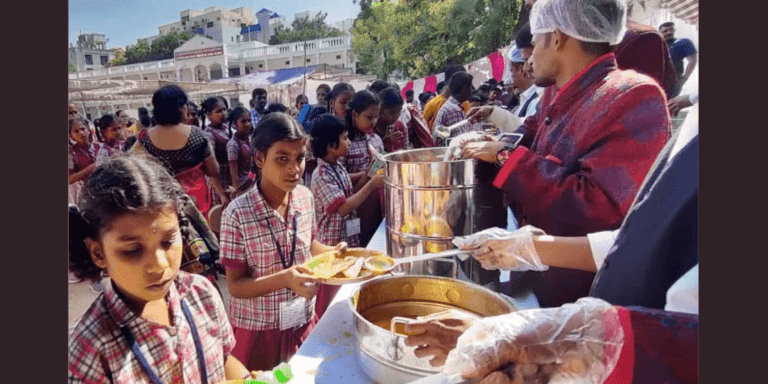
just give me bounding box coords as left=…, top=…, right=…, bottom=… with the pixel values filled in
left=288, top=217, right=539, bottom=384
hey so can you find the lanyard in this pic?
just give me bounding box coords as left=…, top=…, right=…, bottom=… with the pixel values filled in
left=266, top=214, right=299, bottom=269
left=120, top=299, right=208, bottom=384
left=328, top=165, right=351, bottom=198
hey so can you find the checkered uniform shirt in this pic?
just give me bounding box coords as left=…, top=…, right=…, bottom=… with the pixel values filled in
left=340, top=132, right=385, bottom=174
left=68, top=272, right=235, bottom=384
left=226, top=136, right=253, bottom=187
left=433, top=97, right=469, bottom=146
left=311, top=158, right=360, bottom=247
left=95, top=142, right=124, bottom=165
left=250, top=109, right=263, bottom=127
left=219, top=184, right=317, bottom=331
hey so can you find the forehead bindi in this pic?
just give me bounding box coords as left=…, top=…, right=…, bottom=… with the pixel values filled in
left=102, top=208, right=179, bottom=242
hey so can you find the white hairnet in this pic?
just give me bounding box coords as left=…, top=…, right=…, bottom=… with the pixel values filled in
left=530, top=0, right=628, bottom=46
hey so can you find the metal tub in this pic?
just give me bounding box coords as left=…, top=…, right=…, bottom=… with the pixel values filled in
left=351, top=275, right=517, bottom=383
left=383, top=147, right=507, bottom=287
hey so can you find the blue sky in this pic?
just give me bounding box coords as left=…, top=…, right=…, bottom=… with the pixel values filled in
left=69, top=0, right=362, bottom=49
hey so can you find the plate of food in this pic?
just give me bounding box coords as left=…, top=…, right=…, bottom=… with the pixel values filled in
left=301, top=248, right=395, bottom=285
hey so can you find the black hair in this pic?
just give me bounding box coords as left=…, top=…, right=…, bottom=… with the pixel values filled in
left=405, top=89, right=414, bottom=98
left=295, top=94, right=309, bottom=107
left=152, top=85, right=189, bottom=125
left=68, top=155, right=190, bottom=280
left=200, top=96, right=228, bottom=128
left=123, top=136, right=138, bottom=151
left=469, top=90, right=489, bottom=104
left=69, top=116, right=90, bottom=135
left=449, top=72, right=474, bottom=95
left=138, top=107, right=151, bottom=128
left=369, top=80, right=391, bottom=95
left=659, top=21, right=674, bottom=29
left=115, top=110, right=126, bottom=118
left=302, top=105, right=329, bottom=133
left=98, top=114, right=119, bottom=140
left=310, top=114, right=349, bottom=159
left=515, top=23, right=533, bottom=49
left=326, top=82, right=355, bottom=103
left=265, top=103, right=288, bottom=115
left=577, top=41, right=613, bottom=56
left=252, top=88, right=267, bottom=99
left=490, top=85, right=503, bottom=94
left=344, top=90, right=380, bottom=141
left=377, top=88, right=404, bottom=110
left=477, top=84, right=492, bottom=94
left=251, top=112, right=308, bottom=155
left=444, top=65, right=466, bottom=86
left=228, top=106, right=251, bottom=128
left=317, top=83, right=331, bottom=94
left=436, top=82, right=446, bottom=94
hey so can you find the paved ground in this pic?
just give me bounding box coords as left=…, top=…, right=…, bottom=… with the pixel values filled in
left=68, top=273, right=232, bottom=335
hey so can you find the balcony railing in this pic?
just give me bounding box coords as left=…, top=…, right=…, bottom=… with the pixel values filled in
left=69, top=36, right=351, bottom=79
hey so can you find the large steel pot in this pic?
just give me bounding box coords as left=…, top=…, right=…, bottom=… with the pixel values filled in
left=351, top=275, right=517, bottom=384
left=383, top=147, right=507, bottom=287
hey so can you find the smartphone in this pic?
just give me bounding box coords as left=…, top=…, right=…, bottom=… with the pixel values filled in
left=497, top=132, right=524, bottom=147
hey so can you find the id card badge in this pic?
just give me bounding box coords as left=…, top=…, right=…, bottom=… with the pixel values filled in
left=279, top=297, right=308, bottom=330
left=345, top=218, right=362, bottom=237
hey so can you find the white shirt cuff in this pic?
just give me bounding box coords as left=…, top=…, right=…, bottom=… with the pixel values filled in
left=587, top=230, right=620, bottom=270
left=688, top=91, right=699, bottom=104
left=665, top=264, right=699, bottom=314
left=489, top=107, right=523, bottom=133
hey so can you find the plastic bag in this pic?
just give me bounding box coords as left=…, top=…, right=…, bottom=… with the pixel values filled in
left=443, top=298, right=624, bottom=384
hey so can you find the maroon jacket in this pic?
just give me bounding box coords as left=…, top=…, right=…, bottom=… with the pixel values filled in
left=495, top=53, right=670, bottom=307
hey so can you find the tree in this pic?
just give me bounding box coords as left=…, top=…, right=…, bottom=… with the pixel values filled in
left=124, top=40, right=151, bottom=64
left=124, top=32, right=192, bottom=64
left=69, top=63, right=76, bottom=73
left=269, top=12, right=344, bottom=45
left=351, top=0, right=520, bottom=80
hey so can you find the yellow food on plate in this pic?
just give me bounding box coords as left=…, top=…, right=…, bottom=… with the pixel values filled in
left=302, top=248, right=391, bottom=280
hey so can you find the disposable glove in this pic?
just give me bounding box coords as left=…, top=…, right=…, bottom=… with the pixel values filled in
left=452, top=226, right=548, bottom=271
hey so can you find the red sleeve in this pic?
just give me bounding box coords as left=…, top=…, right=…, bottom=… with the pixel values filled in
left=493, top=84, right=669, bottom=235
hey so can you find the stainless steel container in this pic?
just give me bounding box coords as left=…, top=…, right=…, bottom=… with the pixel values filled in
left=351, top=275, right=517, bottom=384
left=383, top=147, right=507, bottom=287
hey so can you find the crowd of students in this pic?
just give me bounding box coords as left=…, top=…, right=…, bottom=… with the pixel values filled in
left=68, top=0, right=698, bottom=381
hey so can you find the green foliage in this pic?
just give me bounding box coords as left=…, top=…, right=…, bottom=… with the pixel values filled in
left=351, top=0, right=520, bottom=80
left=108, top=56, right=126, bottom=67
left=125, top=32, right=191, bottom=64
left=69, top=63, right=76, bottom=73
left=269, top=12, right=344, bottom=45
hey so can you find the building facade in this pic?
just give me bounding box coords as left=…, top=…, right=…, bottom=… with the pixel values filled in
left=69, top=33, right=115, bottom=72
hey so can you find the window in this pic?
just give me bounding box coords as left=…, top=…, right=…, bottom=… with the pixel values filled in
left=258, top=64, right=263, bottom=68
left=85, top=55, right=93, bottom=65
left=306, top=58, right=311, bottom=63
left=285, top=61, right=290, bottom=65
left=100, top=56, right=108, bottom=65
left=231, top=37, right=234, bottom=42
left=241, top=23, right=246, bottom=28
left=207, top=22, right=214, bottom=28
left=336, top=55, right=341, bottom=60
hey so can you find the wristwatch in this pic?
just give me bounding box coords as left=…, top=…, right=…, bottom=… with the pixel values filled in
left=495, top=144, right=516, bottom=168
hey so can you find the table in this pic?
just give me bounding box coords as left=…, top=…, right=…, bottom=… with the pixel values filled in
left=289, top=217, right=540, bottom=383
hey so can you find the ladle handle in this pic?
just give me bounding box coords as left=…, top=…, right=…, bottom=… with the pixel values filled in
left=396, top=249, right=472, bottom=265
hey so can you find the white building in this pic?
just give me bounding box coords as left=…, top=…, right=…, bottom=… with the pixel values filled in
left=135, top=6, right=255, bottom=46
left=69, top=33, right=115, bottom=72
left=69, top=34, right=356, bottom=82
left=333, top=18, right=356, bottom=34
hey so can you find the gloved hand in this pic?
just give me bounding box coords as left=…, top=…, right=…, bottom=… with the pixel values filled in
left=452, top=226, right=548, bottom=271
left=444, top=298, right=624, bottom=384
left=443, top=131, right=491, bottom=161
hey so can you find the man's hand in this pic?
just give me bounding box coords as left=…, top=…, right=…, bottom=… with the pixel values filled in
left=460, top=140, right=506, bottom=163
left=466, top=106, right=495, bottom=123
left=668, top=94, right=693, bottom=117
left=404, top=318, right=475, bottom=367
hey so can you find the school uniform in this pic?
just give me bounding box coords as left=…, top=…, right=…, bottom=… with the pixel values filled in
left=68, top=142, right=98, bottom=205
left=95, top=141, right=125, bottom=165
left=311, top=158, right=361, bottom=318
left=226, top=136, right=253, bottom=187
left=339, top=132, right=385, bottom=246
left=219, top=184, right=318, bottom=370
left=68, top=271, right=236, bottom=384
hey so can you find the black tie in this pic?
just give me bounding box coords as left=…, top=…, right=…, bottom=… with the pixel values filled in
left=518, top=92, right=539, bottom=118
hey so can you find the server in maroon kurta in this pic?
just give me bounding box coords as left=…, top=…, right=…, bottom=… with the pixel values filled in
left=459, top=0, right=670, bottom=308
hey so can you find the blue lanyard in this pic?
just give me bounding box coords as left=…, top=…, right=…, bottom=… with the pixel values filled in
left=266, top=214, right=299, bottom=269
left=120, top=299, right=208, bottom=384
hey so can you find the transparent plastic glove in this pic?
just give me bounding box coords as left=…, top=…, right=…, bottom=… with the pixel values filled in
left=452, top=226, right=548, bottom=271
left=444, top=298, right=624, bottom=384
left=444, top=131, right=490, bottom=161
